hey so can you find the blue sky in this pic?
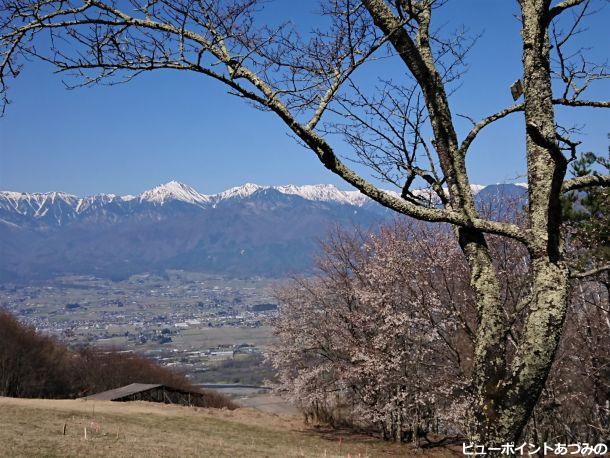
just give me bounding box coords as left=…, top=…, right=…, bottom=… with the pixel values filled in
left=0, top=0, right=608, bottom=196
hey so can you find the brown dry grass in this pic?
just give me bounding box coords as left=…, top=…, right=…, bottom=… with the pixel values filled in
left=0, top=397, right=461, bottom=457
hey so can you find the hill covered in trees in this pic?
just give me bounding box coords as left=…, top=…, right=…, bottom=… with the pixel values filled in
left=0, top=310, right=234, bottom=409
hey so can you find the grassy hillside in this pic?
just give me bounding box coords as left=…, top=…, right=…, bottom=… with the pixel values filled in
left=0, top=397, right=457, bottom=457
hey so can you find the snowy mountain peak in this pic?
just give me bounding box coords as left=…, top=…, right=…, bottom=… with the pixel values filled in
left=470, top=184, right=486, bottom=194
left=138, top=181, right=210, bottom=205
left=43, top=191, right=78, bottom=201
left=215, top=183, right=265, bottom=200
left=275, top=184, right=367, bottom=206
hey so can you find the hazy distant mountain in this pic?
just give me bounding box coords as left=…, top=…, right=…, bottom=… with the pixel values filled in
left=0, top=182, right=527, bottom=282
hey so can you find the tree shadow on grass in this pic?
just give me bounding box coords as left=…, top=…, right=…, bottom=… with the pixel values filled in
left=299, top=424, right=465, bottom=456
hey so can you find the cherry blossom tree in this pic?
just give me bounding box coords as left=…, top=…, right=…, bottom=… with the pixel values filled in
left=271, top=215, right=609, bottom=444
left=270, top=218, right=531, bottom=443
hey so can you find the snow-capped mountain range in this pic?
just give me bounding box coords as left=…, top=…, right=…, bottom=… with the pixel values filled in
left=1, top=181, right=377, bottom=215
left=0, top=181, right=369, bottom=227
left=0, top=182, right=527, bottom=282
left=0, top=180, right=505, bottom=223
left=144, top=181, right=371, bottom=206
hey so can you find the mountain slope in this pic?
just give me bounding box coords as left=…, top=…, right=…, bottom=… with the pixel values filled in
left=0, top=182, right=524, bottom=281
left=0, top=183, right=388, bottom=280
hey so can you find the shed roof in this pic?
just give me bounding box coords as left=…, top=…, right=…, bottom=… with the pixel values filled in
left=83, top=383, right=162, bottom=401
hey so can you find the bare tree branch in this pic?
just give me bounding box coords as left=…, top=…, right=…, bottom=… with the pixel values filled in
left=459, top=103, right=525, bottom=156
left=570, top=263, right=610, bottom=279
left=563, top=173, right=610, bottom=192
left=553, top=97, right=610, bottom=108
left=546, top=0, right=588, bottom=24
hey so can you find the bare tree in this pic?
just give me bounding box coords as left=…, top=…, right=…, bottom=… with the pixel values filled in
left=1, top=0, right=609, bottom=445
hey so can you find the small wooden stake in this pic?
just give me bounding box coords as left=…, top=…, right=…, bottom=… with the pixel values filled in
left=63, top=423, right=67, bottom=435
left=84, top=427, right=87, bottom=440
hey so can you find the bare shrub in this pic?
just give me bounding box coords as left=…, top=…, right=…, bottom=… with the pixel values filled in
left=0, top=310, right=76, bottom=398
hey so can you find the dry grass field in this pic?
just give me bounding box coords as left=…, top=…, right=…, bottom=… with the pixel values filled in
left=0, top=397, right=461, bottom=457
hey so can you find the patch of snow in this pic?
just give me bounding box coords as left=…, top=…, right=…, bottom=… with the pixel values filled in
left=275, top=184, right=367, bottom=206
left=0, top=218, right=21, bottom=228
left=470, top=184, right=485, bottom=194
left=343, top=191, right=369, bottom=206
left=382, top=189, right=402, bottom=199
left=0, top=191, right=27, bottom=200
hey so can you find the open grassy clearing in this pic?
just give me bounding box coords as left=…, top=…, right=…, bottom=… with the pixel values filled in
left=0, top=397, right=460, bottom=457
left=172, top=325, right=276, bottom=349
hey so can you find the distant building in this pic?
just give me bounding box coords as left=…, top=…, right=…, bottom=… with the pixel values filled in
left=249, top=303, right=277, bottom=312
left=82, top=383, right=210, bottom=407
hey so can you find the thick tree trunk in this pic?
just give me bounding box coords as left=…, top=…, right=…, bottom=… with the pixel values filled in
left=468, top=0, right=570, bottom=446
left=362, top=0, right=572, bottom=446
left=460, top=228, right=509, bottom=443
left=473, top=259, right=569, bottom=445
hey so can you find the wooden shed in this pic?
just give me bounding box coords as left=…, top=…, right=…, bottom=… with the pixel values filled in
left=82, top=383, right=208, bottom=407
